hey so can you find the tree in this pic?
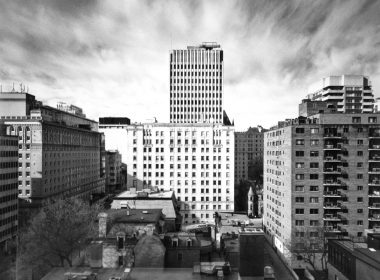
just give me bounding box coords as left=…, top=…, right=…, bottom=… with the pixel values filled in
left=18, top=198, right=101, bottom=270
left=287, top=226, right=328, bottom=272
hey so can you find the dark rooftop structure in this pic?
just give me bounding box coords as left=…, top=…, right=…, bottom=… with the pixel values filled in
left=99, top=117, right=131, bottom=125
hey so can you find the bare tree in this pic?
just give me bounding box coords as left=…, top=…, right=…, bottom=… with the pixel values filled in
left=287, top=226, right=328, bottom=272
left=18, top=198, right=101, bottom=270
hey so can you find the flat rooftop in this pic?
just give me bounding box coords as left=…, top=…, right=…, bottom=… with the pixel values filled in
left=115, top=190, right=174, bottom=199
left=105, top=208, right=162, bottom=224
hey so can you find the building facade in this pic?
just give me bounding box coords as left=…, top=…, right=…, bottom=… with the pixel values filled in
left=234, top=126, right=265, bottom=183
left=306, top=75, right=374, bottom=114
left=0, top=92, right=105, bottom=204
left=105, top=150, right=122, bottom=193
left=101, top=122, right=235, bottom=224
left=0, top=124, right=18, bottom=252
left=170, top=42, right=224, bottom=124
left=264, top=112, right=380, bottom=266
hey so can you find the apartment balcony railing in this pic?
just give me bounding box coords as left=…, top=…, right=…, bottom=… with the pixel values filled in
left=323, top=191, right=340, bottom=196
left=324, top=226, right=341, bottom=232
left=369, top=191, right=380, bottom=197
left=324, top=144, right=341, bottom=150
left=369, top=203, right=380, bottom=209
left=323, top=202, right=340, bottom=208
left=369, top=145, right=380, bottom=149
left=369, top=180, right=380, bottom=185
left=369, top=214, right=380, bottom=221
left=369, top=133, right=380, bottom=138
left=323, top=180, right=341, bottom=185
left=369, top=155, right=380, bottom=161
left=324, top=156, right=341, bottom=162
left=369, top=168, right=380, bottom=173
left=323, top=214, right=341, bottom=221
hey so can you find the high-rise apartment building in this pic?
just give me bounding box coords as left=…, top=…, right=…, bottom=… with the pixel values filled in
left=306, top=75, right=374, bottom=114
left=100, top=122, right=235, bottom=224
left=235, top=126, right=266, bottom=184
left=0, top=92, right=105, bottom=204
left=0, top=124, right=18, bottom=252
left=170, top=42, right=224, bottom=124
left=264, top=111, right=380, bottom=267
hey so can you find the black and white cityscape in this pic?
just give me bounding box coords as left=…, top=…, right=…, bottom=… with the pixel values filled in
left=1, top=1, right=380, bottom=280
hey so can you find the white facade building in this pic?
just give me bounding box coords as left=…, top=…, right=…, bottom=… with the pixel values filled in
left=100, top=122, right=235, bottom=224
left=306, top=75, right=374, bottom=114
left=170, top=42, right=224, bottom=124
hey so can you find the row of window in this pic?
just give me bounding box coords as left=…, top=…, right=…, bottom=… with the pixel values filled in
left=0, top=139, right=18, bottom=146
left=0, top=182, right=17, bottom=192
left=136, top=147, right=230, bottom=154
left=171, top=106, right=222, bottom=113
left=0, top=151, right=18, bottom=157
left=0, top=162, right=17, bottom=169
left=0, top=172, right=18, bottom=180
left=170, top=85, right=222, bottom=91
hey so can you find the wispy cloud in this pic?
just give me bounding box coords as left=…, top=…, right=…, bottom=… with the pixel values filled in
left=0, top=0, right=380, bottom=129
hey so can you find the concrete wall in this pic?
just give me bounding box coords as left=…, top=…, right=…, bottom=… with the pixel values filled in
left=355, top=258, right=380, bottom=280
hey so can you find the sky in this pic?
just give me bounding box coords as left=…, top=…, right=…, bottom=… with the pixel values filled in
left=1, top=0, right=380, bottom=130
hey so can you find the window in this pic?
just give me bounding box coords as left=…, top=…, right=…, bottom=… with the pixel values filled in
left=311, top=128, right=319, bottom=134
left=310, top=197, right=319, bottom=203
left=310, top=220, right=319, bottom=226
left=295, top=208, right=304, bottom=214
left=357, top=162, right=363, bottom=168
left=357, top=151, right=363, bottom=156
left=310, top=186, right=319, bottom=191
left=296, top=139, right=304, bottom=145
left=357, top=174, right=363, bottom=179
left=357, top=139, right=363, bottom=145
left=296, top=162, right=304, bottom=168
left=357, top=197, right=363, bottom=202
left=296, top=174, right=304, bottom=180
left=296, top=151, right=304, bottom=157
left=310, top=140, right=319, bottom=146
left=357, top=220, right=363, bottom=225
left=310, top=162, right=319, bottom=168
left=310, top=232, right=319, bottom=238
left=310, top=209, right=319, bottom=214
left=352, top=117, right=361, bottom=123
left=295, top=197, right=304, bottom=203
left=310, top=174, right=319, bottom=180
left=295, top=220, right=304, bottom=226
left=295, top=186, right=304, bottom=192
left=295, top=231, right=305, bottom=237
left=295, top=128, right=304, bottom=133
left=310, top=151, right=319, bottom=157
left=369, top=117, right=377, bottom=123
left=357, top=186, right=363, bottom=191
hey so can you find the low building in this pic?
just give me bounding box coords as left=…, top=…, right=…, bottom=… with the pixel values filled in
left=161, top=232, right=213, bottom=268
left=111, top=188, right=181, bottom=231
left=328, top=239, right=380, bottom=280
left=87, top=209, right=166, bottom=269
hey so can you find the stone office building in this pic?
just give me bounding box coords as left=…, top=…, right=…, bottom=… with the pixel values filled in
left=0, top=91, right=105, bottom=205
left=0, top=124, right=18, bottom=252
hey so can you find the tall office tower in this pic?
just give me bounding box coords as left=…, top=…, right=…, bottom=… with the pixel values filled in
left=264, top=110, right=380, bottom=267
left=0, top=124, right=18, bottom=252
left=0, top=91, right=105, bottom=205
left=170, top=42, right=224, bottom=124
left=306, top=75, right=375, bottom=114
left=234, top=126, right=266, bottom=184
left=99, top=121, right=235, bottom=224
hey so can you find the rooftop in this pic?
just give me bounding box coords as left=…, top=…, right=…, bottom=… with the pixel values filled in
left=105, top=209, right=163, bottom=224
left=115, top=189, right=174, bottom=199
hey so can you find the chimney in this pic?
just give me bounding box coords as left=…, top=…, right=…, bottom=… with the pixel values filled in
left=98, top=212, right=108, bottom=238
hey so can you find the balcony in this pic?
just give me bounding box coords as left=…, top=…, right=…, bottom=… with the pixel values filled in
left=369, top=180, right=380, bottom=186
left=323, top=202, right=340, bottom=209
left=369, top=214, right=380, bottom=221
left=323, top=214, right=341, bottom=221
left=369, top=168, right=380, bottom=174
left=324, top=226, right=341, bottom=233
left=369, top=203, right=380, bottom=209
left=324, top=156, right=340, bottom=162
left=323, top=191, right=340, bottom=197
left=323, top=167, right=341, bottom=174
left=323, top=180, right=341, bottom=186
left=369, top=145, right=380, bottom=150
left=369, top=191, right=380, bottom=197
left=369, top=155, right=380, bottom=162
left=369, top=133, right=380, bottom=138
